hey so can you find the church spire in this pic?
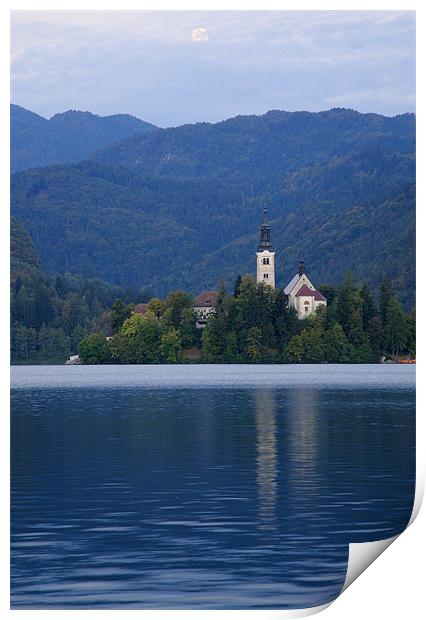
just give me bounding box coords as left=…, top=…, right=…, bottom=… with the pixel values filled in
left=258, top=205, right=274, bottom=251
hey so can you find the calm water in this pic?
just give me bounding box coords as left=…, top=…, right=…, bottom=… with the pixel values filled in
left=11, top=364, right=415, bottom=609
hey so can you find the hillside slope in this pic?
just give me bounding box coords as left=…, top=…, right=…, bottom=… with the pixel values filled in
left=11, top=104, right=155, bottom=172
left=92, top=108, right=414, bottom=185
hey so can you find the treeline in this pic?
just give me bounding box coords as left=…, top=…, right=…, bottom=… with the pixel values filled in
left=78, top=294, right=201, bottom=364
left=11, top=273, right=153, bottom=364
left=77, top=274, right=415, bottom=365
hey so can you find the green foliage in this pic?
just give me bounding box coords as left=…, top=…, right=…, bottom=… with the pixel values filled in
left=160, top=328, right=182, bottom=363
left=10, top=219, right=133, bottom=364
left=110, top=299, right=133, bottom=334
left=246, top=326, right=265, bottom=363
left=77, top=333, right=112, bottom=364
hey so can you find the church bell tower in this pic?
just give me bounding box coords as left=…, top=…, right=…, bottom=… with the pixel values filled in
left=256, top=206, right=276, bottom=288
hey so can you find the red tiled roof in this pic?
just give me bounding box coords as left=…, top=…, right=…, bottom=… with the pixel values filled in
left=314, top=290, right=327, bottom=302
left=134, top=303, right=149, bottom=314
left=193, top=291, right=220, bottom=307
left=295, top=284, right=315, bottom=297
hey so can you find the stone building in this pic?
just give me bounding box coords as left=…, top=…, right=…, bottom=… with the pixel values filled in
left=255, top=208, right=326, bottom=318
left=192, top=291, right=220, bottom=328
left=284, top=260, right=327, bottom=319
left=256, top=207, right=276, bottom=288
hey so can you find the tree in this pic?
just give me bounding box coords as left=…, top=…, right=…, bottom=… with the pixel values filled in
left=147, top=297, right=164, bottom=318
left=38, top=326, right=71, bottom=362
left=78, top=333, right=112, bottom=364
left=165, top=291, right=193, bottom=328
left=379, top=277, right=394, bottom=326
left=284, top=333, right=304, bottom=362
left=160, top=328, right=182, bottom=363
left=406, top=309, right=416, bottom=356
left=382, top=297, right=408, bottom=356
left=300, top=327, right=326, bottom=363
left=246, top=326, right=265, bottom=363
left=201, top=316, right=227, bottom=362
left=360, top=283, right=378, bottom=331
left=233, top=274, right=242, bottom=297
left=323, top=321, right=352, bottom=362
left=110, top=299, right=133, bottom=333
left=318, top=284, right=338, bottom=307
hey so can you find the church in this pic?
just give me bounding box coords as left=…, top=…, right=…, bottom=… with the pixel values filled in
left=193, top=207, right=326, bottom=325
left=256, top=207, right=327, bottom=318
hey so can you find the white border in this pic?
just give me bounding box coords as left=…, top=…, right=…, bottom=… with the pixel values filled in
left=2, top=2, right=423, bottom=619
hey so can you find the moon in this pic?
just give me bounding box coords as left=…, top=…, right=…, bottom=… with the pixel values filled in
left=192, top=27, right=208, bottom=43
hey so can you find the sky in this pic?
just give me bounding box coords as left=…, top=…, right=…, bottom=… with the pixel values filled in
left=11, top=10, right=416, bottom=127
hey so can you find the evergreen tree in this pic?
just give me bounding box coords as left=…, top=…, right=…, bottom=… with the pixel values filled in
left=382, top=297, right=408, bottom=356
left=323, top=321, right=352, bottom=362
left=233, top=274, right=242, bottom=297
left=379, top=277, right=394, bottom=326
left=110, top=298, right=133, bottom=333
left=201, top=316, right=227, bottom=362
left=360, top=283, right=378, bottom=331
left=406, top=309, right=416, bottom=357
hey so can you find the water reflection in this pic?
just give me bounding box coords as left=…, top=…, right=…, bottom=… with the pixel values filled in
left=11, top=371, right=415, bottom=610
left=255, top=389, right=278, bottom=531
left=288, top=389, right=320, bottom=496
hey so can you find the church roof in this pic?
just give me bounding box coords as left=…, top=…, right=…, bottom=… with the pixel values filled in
left=313, top=290, right=327, bottom=302
left=134, top=303, right=149, bottom=314
left=284, top=274, right=300, bottom=295
left=193, top=291, right=219, bottom=307
left=296, top=284, right=315, bottom=297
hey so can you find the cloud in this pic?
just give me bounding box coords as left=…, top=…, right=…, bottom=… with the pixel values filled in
left=10, top=11, right=415, bottom=125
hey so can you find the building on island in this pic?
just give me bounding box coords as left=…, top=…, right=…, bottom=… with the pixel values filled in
left=192, top=209, right=326, bottom=327
left=256, top=206, right=276, bottom=288
left=193, top=290, right=220, bottom=328
left=256, top=207, right=327, bottom=318
left=284, top=260, right=327, bottom=319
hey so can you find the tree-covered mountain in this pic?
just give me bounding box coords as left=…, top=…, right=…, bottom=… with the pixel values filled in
left=11, top=104, right=155, bottom=173
left=11, top=107, right=415, bottom=308
left=10, top=218, right=144, bottom=363
left=11, top=216, right=42, bottom=280
left=92, top=108, right=414, bottom=184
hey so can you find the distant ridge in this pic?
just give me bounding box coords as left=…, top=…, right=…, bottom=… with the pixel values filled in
left=11, top=104, right=155, bottom=172
left=11, top=106, right=415, bottom=308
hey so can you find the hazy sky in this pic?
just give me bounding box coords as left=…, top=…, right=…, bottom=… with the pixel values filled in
left=11, top=10, right=416, bottom=127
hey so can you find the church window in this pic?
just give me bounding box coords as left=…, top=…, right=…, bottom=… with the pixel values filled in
left=305, top=306, right=309, bottom=313
left=262, top=257, right=270, bottom=265
left=263, top=273, right=269, bottom=279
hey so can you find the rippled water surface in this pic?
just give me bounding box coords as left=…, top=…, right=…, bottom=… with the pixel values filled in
left=11, top=364, right=415, bottom=609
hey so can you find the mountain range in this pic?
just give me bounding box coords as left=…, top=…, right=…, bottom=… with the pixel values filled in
left=11, top=105, right=416, bottom=308
left=11, top=104, right=154, bottom=173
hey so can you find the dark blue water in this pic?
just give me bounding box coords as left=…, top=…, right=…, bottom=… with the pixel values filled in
left=11, top=365, right=415, bottom=609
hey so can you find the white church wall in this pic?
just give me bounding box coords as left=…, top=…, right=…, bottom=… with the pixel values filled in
left=256, top=250, right=276, bottom=288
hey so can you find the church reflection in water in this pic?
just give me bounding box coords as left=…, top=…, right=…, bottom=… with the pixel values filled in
left=255, top=389, right=278, bottom=531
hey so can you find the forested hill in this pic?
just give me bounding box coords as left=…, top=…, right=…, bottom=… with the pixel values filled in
left=11, top=216, right=42, bottom=280
left=11, top=106, right=415, bottom=308
left=10, top=217, right=141, bottom=363
left=11, top=104, right=155, bottom=173
left=92, top=108, right=414, bottom=183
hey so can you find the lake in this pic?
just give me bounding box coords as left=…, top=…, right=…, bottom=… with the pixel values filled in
left=11, top=364, right=415, bottom=609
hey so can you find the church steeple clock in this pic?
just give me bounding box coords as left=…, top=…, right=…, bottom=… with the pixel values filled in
left=256, top=206, right=276, bottom=288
